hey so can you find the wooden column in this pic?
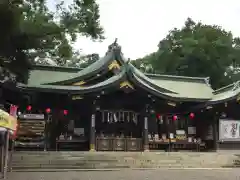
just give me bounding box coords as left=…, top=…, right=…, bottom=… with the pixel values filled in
left=90, top=113, right=96, bottom=151
left=213, top=113, right=219, bottom=151
left=143, top=105, right=149, bottom=151
left=44, top=114, right=51, bottom=151
left=90, top=99, right=97, bottom=151
left=143, top=117, right=149, bottom=151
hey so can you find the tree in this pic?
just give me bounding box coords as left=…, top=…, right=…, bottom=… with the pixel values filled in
left=66, top=52, right=100, bottom=68
left=0, top=0, right=31, bottom=82
left=21, top=0, right=104, bottom=64
left=136, top=18, right=240, bottom=89
left=0, top=0, right=104, bottom=82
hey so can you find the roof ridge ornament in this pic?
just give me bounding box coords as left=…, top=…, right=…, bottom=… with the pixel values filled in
left=204, top=77, right=210, bottom=86
left=114, top=38, right=118, bottom=44
left=107, top=38, right=121, bottom=54
left=233, top=81, right=240, bottom=91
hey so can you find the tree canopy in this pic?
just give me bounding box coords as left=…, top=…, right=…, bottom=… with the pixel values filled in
left=133, top=18, right=240, bottom=89
left=0, top=0, right=104, bottom=81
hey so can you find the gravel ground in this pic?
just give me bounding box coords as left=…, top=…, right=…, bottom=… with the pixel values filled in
left=7, top=169, right=240, bottom=180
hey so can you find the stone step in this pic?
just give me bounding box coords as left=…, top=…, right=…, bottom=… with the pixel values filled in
left=12, top=159, right=120, bottom=162
left=12, top=157, right=167, bottom=160
left=11, top=164, right=218, bottom=170
left=13, top=154, right=187, bottom=158
left=9, top=151, right=239, bottom=171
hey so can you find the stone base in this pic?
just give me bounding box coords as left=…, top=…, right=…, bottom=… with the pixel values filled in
left=143, top=144, right=149, bottom=152
left=89, top=144, right=95, bottom=151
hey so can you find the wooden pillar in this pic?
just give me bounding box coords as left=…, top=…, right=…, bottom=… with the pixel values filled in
left=143, top=105, right=149, bottom=151
left=44, top=114, right=50, bottom=151
left=90, top=99, right=97, bottom=151
left=143, top=116, right=149, bottom=151
left=213, top=113, right=219, bottom=151
left=90, top=113, right=96, bottom=151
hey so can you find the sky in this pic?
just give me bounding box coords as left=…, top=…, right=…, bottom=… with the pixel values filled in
left=47, top=0, right=240, bottom=59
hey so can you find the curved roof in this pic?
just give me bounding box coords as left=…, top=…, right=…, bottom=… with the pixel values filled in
left=18, top=68, right=126, bottom=94
left=129, top=65, right=213, bottom=101
left=146, top=75, right=213, bottom=100
left=28, top=51, right=115, bottom=86
left=116, top=49, right=214, bottom=101
left=23, top=42, right=237, bottom=103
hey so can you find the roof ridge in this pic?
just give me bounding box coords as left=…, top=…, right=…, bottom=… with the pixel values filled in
left=32, top=64, right=83, bottom=72
left=32, top=42, right=122, bottom=74
left=213, top=81, right=240, bottom=94
left=145, top=73, right=210, bottom=83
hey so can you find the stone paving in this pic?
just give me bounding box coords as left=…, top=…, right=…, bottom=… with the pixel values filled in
left=7, top=169, right=240, bottom=180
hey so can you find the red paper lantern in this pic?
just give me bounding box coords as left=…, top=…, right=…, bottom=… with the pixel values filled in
left=173, top=115, right=178, bottom=121
left=26, top=105, right=32, bottom=111
left=45, top=108, right=51, bottom=114
left=63, top=110, right=68, bottom=115
left=156, top=113, right=161, bottom=119
left=189, top=112, right=195, bottom=119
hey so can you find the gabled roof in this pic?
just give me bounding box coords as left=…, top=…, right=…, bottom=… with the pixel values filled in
left=145, top=73, right=213, bottom=100
left=27, top=65, right=83, bottom=86
left=28, top=49, right=116, bottom=85
left=19, top=42, right=219, bottom=102
left=117, top=47, right=214, bottom=101
left=128, top=64, right=213, bottom=101
left=18, top=68, right=126, bottom=94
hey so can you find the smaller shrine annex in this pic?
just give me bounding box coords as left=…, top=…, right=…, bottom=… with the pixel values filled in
left=1, top=41, right=240, bottom=152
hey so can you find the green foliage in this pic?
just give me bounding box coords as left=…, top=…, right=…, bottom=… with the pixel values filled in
left=0, top=0, right=104, bottom=81
left=67, top=53, right=100, bottom=68
left=22, top=0, right=104, bottom=63
left=136, top=18, right=240, bottom=89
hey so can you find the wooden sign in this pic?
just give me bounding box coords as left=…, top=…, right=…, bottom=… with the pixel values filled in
left=72, top=95, right=83, bottom=100
left=18, top=114, right=44, bottom=120
left=219, top=119, right=240, bottom=141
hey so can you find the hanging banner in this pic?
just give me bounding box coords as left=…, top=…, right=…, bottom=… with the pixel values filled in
left=219, top=119, right=240, bottom=141
left=0, top=109, right=17, bottom=131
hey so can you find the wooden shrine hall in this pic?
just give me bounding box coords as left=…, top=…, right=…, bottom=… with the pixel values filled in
left=1, top=41, right=240, bottom=152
